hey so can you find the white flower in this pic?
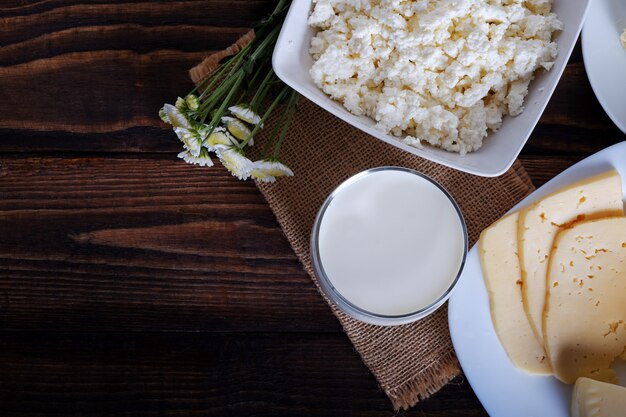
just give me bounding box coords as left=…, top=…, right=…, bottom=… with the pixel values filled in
left=250, top=160, right=294, bottom=183
left=159, top=107, right=170, bottom=123
left=162, top=103, right=192, bottom=129
left=216, top=147, right=253, bottom=180
left=204, top=127, right=239, bottom=151
left=178, top=148, right=214, bottom=167
left=221, top=116, right=254, bottom=144
left=174, top=127, right=202, bottom=157
left=228, top=104, right=263, bottom=126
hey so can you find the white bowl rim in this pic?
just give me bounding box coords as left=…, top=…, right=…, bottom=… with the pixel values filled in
left=272, top=0, right=593, bottom=177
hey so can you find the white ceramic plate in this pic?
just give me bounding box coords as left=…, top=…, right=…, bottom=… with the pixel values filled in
left=582, top=0, right=626, bottom=134
left=273, top=0, right=591, bottom=177
left=448, top=141, right=626, bottom=417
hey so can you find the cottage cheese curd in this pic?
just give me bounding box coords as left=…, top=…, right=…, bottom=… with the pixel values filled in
left=309, top=0, right=562, bottom=154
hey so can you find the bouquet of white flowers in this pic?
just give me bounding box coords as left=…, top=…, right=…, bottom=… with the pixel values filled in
left=159, top=0, right=297, bottom=182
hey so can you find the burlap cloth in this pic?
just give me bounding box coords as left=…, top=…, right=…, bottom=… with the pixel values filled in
left=190, top=32, right=535, bottom=410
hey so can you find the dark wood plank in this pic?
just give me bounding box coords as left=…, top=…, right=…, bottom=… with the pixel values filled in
left=0, top=128, right=179, bottom=154
left=520, top=155, right=582, bottom=187
left=0, top=331, right=486, bottom=417
left=0, top=155, right=339, bottom=332
left=0, top=50, right=202, bottom=135
left=0, top=25, right=249, bottom=67
left=0, top=0, right=273, bottom=140
left=528, top=64, right=625, bottom=155
left=0, top=1, right=272, bottom=44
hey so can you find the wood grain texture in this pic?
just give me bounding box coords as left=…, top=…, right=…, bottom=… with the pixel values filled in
left=0, top=332, right=486, bottom=417
left=0, top=0, right=272, bottom=135
left=0, top=155, right=339, bottom=332
left=1, top=0, right=625, bottom=416
left=519, top=155, right=582, bottom=186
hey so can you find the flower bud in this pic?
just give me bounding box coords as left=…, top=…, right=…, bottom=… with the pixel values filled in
left=175, top=97, right=186, bottom=110
left=185, top=94, right=200, bottom=111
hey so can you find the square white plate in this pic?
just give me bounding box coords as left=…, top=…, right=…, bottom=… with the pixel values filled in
left=273, top=0, right=592, bottom=177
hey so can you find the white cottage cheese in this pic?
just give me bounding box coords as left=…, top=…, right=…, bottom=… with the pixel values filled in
left=309, top=0, right=562, bottom=154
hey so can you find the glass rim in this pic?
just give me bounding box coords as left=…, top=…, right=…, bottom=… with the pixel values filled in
left=310, top=166, right=469, bottom=326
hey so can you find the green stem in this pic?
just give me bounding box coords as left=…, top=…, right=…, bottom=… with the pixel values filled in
left=250, top=67, right=275, bottom=108
left=239, top=84, right=289, bottom=149
left=204, top=71, right=245, bottom=137
left=261, top=119, right=281, bottom=159
left=191, top=54, right=233, bottom=97
left=247, top=24, right=282, bottom=65
left=194, top=0, right=288, bottom=112
left=197, top=54, right=238, bottom=100
left=272, top=90, right=299, bottom=158
left=195, top=16, right=278, bottom=116
left=198, top=72, right=241, bottom=123
left=198, top=39, right=252, bottom=104
left=253, top=0, right=290, bottom=41
left=244, top=60, right=267, bottom=95
left=271, top=0, right=289, bottom=16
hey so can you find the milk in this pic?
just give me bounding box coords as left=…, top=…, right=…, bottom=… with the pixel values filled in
left=317, top=169, right=466, bottom=317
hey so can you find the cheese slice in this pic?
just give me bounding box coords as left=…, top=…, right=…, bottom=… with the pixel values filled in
left=544, top=217, right=626, bottom=384
left=479, top=213, right=551, bottom=374
left=519, top=171, right=623, bottom=346
left=571, top=377, right=626, bottom=417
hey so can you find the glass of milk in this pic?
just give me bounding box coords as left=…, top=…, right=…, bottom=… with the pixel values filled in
left=311, top=167, right=468, bottom=326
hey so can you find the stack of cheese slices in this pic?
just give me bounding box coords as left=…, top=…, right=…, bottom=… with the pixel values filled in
left=479, top=170, right=626, bottom=415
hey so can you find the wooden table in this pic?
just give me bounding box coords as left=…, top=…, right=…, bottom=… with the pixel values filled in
left=1, top=2, right=624, bottom=416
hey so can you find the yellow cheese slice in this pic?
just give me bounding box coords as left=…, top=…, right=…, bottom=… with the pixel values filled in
left=571, top=377, right=626, bottom=417
left=519, top=171, right=624, bottom=346
left=544, top=217, right=626, bottom=384
left=479, top=213, right=551, bottom=374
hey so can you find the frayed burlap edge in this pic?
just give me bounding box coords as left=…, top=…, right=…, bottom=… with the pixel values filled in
left=189, top=29, right=255, bottom=85
left=388, top=349, right=459, bottom=409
